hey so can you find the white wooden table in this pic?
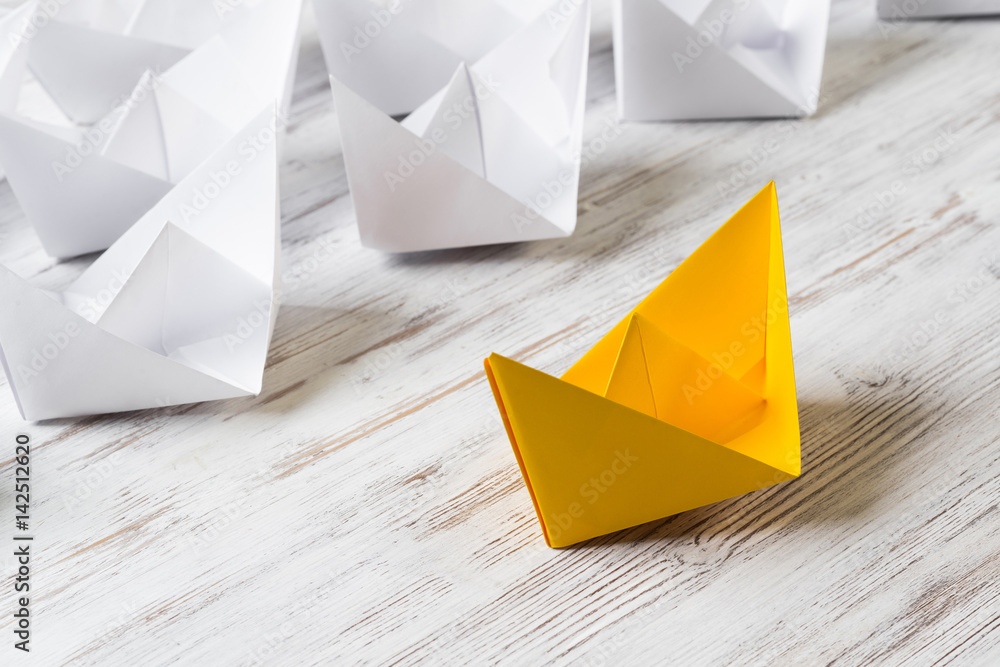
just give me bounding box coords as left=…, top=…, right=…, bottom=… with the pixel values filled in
left=2, top=1, right=1000, bottom=664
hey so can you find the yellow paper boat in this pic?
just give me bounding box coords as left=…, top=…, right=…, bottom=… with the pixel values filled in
left=485, top=183, right=800, bottom=547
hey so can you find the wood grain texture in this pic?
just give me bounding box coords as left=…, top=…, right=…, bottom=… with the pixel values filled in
left=1, top=0, right=999, bottom=664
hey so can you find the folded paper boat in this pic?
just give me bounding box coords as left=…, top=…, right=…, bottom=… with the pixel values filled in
left=0, top=107, right=281, bottom=422
left=327, top=0, right=590, bottom=252
left=0, top=0, right=301, bottom=258
left=613, top=0, right=830, bottom=120
left=485, top=183, right=800, bottom=547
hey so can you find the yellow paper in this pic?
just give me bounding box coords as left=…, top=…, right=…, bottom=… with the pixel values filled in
left=485, top=183, right=800, bottom=548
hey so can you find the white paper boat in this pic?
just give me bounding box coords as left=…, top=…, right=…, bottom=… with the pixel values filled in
left=328, top=0, right=591, bottom=252
left=613, top=0, right=830, bottom=121
left=0, top=107, right=282, bottom=421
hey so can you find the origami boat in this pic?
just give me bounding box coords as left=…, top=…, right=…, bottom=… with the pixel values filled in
left=614, top=0, right=830, bottom=120
left=327, top=0, right=590, bottom=252
left=486, top=183, right=800, bottom=547
left=0, top=107, right=280, bottom=422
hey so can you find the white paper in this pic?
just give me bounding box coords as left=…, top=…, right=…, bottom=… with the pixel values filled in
left=0, top=0, right=302, bottom=258
left=326, top=0, right=591, bottom=252
left=613, top=0, right=830, bottom=121
left=878, top=0, right=1000, bottom=18
left=0, top=107, right=282, bottom=422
